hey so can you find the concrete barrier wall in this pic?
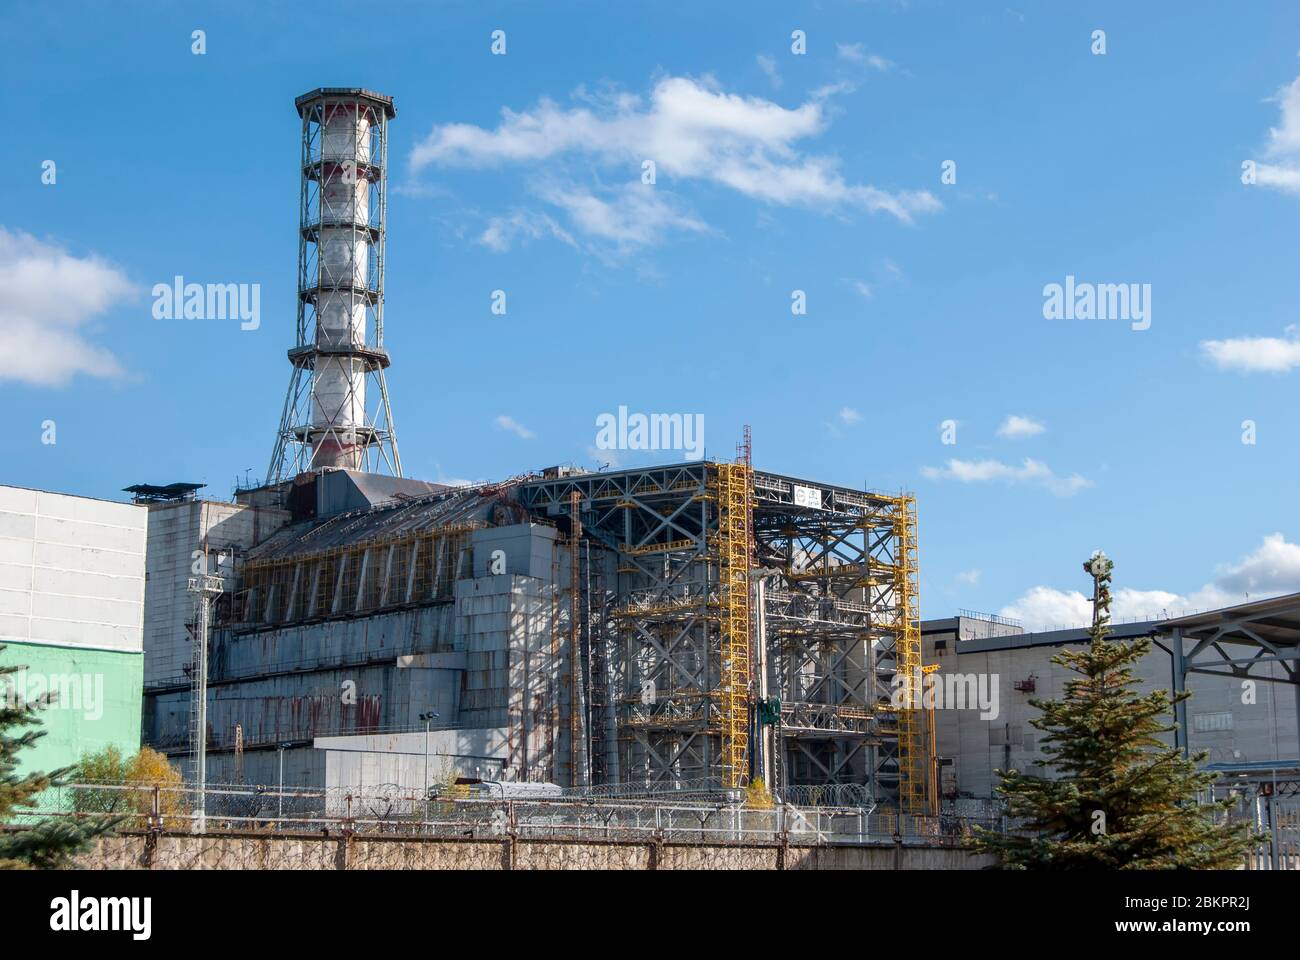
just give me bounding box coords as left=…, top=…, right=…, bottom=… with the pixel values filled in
left=74, top=831, right=994, bottom=870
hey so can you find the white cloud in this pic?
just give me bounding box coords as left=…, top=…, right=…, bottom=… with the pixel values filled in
left=1254, top=76, right=1300, bottom=195
left=921, top=457, right=1091, bottom=496
left=539, top=183, right=709, bottom=253
left=1212, top=532, right=1300, bottom=598
left=851, top=279, right=873, bottom=299
left=0, top=227, right=133, bottom=386
left=494, top=415, right=535, bottom=439
left=957, top=569, right=981, bottom=586
left=836, top=43, right=894, bottom=71
left=1256, top=163, right=1300, bottom=193
left=839, top=406, right=862, bottom=425
left=1265, top=76, right=1300, bottom=156
left=996, top=414, right=1046, bottom=439
left=1000, top=533, right=1300, bottom=630
left=756, top=54, right=782, bottom=89
left=479, top=210, right=576, bottom=252
left=410, top=75, right=940, bottom=233
left=1201, top=328, right=1300, bottom=373
left=1001, top=586, right=1091, bottom=631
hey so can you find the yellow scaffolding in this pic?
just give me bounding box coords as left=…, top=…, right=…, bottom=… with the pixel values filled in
left=891, top=495, right=928, bottom=815
left=710, top=461, right=753, bottom=790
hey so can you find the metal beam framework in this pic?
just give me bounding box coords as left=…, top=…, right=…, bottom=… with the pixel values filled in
left=520, top=464, right=928, bottom=808
left=1160, top=595, right=1300, bottom=759
left=231, top=525, right=478, bottom=627
left=523, top=464, right=727, bottom=789
left=269, top=90, right=402, bottom=482
left=751, top=474, right=925, bottom=809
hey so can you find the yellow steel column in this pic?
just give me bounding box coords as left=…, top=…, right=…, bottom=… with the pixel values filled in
left=893, top=495, right=928, bottom=815
left=711, top=462, right=752, bottom=790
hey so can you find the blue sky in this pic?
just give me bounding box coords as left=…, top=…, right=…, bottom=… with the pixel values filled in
left=4, top=0, right=1300, bottom=628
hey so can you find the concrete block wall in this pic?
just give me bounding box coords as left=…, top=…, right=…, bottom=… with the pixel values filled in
left=0, top=485, right=147, bottom=779
left=74, top=832, right=996, bottom=870
left=0, top=485, right=147, bottom=652
left=455, top=572, right=558, bottom=781
left=316, top=728, right=511, bottom=791
left=142, top=499, right=289, bottom=688
left=924, top=618, right=1299, bottom=798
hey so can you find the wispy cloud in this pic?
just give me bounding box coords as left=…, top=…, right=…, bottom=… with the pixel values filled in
left=409, top=75, right=940, bottom=253
left=1201, top=327, right=1300, bottom=373
left=479, top=209, right=576, bottom=252
left=1253, top=75, right=1300, bottom=194
left=0, top=227, right=133, bottom=387
left=826, top=405, right=864, bottom=436
left=755, top=54, right=782, bottom=89
left=921, top=457, right=1091, bottom=497
left=996, top=414, right=1046, bottom=439
left=836, top=42, right=894, bottom=72
left=538, top=183, right=709, bottom=254
left=957, top=569, right=981, bottom=586
left=494, top=415, right=535, bottom=439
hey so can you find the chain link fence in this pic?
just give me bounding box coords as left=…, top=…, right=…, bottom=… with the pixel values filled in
left=20, top=781, right=1005, bottom=847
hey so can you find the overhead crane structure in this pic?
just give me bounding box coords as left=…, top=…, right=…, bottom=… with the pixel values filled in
left=518, top=462, right=932, bottom=811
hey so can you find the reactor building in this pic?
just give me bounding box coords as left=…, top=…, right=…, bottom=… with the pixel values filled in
left=138, top=88, right=930, bottom=811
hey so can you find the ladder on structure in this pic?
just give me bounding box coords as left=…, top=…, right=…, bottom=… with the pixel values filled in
left=710, top=462, right=753, bottom=791
left=892, top=497, right=928, bottom=815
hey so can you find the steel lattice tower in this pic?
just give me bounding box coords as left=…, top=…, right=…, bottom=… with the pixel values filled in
left=268, top=88, right=402, bottom=483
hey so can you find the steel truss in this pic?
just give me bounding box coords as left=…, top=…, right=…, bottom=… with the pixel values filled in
left=519, top=464, right=930, bottom=809
left=751, top=475, right=926, bottom=809
left=522, top=464, right=727, bottom=789
left=1159, top=594, right=1300, bottom=760
left=269, top=89, right=402, bottom=482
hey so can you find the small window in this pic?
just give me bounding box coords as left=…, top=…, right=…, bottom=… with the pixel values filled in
left=1193, top=711, right=1233, bottom=733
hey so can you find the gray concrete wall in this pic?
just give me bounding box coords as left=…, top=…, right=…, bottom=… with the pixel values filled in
left=924, top=618, right=1299, bottom=798
left=142, top=499, right=289, bottom=687
left=0, top=485, right=147, bottom=653
left=74, top=831, right=994, bottom=870
left=317, top=728, right=511, bottom=790
left=144, top=521, right=568, bottom=791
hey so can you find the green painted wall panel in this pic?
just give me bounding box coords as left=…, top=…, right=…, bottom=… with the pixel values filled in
left=0, top=641, right=143, bottom=778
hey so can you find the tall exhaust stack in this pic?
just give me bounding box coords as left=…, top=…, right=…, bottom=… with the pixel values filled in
left=268, top=88, right=402, bottom=482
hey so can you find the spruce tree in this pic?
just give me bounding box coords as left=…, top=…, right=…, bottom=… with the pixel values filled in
left=972, top=553, right=1257, bottom=869
left=0, top=645, right=115, bottom=868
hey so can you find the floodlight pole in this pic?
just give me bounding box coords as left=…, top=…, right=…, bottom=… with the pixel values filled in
left=188, top=573, right=223, bottom=835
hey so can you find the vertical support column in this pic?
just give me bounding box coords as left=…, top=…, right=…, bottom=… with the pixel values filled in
left=712, top=462, right=752, bottom=790
left=1171, top=627, right=1189, bottom=757
left=893, top=496, right=927, bottom=815
left=567, top=490, right=588, bottom=788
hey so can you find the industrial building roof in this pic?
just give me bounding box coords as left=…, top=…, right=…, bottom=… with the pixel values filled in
left=1159, top=592, right=1300, bottom=647
left=244, top=482, right=521, bottom=563
left=925, top=617, right=1163, bottom=653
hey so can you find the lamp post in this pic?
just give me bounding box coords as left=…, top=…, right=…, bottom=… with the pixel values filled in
left=419, top=711, right=439, bottom=824
left=1083, top=550, right=1114, bottom=631
left=277, top=742, right=292, bottom=825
